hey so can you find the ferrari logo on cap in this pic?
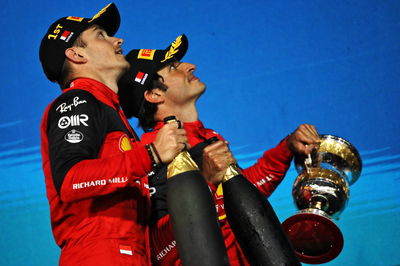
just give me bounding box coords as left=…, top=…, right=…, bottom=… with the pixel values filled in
left=67, top=16, right=84, bottom=22
left=137, top=49, right=155, bottom=60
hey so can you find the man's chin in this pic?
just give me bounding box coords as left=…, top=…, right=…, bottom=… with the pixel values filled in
left=117, top=62, right=131, bottom=78
left=201, top=83, right=206, bottom=92
left=122, top=60, right=130, bottom=71
left=198, top=85, right=206, bottom=97
left=196, top=80, right=206, bottom=90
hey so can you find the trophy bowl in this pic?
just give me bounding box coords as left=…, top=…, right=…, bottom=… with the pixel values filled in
left=282, top=135, right=362, bottom=264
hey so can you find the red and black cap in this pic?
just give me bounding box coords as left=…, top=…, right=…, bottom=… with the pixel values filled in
left=39, top=3, right=120, bottom=83
left=118, top=34, right=188, bottom=118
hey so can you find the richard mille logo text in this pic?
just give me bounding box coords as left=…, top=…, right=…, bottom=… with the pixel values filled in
left=72, top=177, right=128, bottom=190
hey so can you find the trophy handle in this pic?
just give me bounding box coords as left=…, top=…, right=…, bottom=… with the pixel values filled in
left=294, top=134, right=362, bottom=185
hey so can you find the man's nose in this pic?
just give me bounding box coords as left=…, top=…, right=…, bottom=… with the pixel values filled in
left=182, top=62, right=196, bottom=73
left=113, top=36, right=124, bottom=46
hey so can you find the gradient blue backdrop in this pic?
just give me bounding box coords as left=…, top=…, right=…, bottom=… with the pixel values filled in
left=1, top=0, right=399, bottom=265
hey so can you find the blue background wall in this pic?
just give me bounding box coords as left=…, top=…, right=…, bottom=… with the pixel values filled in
left=0, top=0, right=399, bottom=265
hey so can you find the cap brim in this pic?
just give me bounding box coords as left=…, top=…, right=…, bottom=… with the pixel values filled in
left=89, top=3, right=120, bottom=36
left=159, top=34, right=188, bottom=68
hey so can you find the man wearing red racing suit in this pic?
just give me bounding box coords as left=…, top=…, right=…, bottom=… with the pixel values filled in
left=39, top=4, right=187, bottom=265
left=41, top=78, right=154, bottom=265
left=117, top=35, right=320, bottom=265
left=140, top=121, right=294, bottom=265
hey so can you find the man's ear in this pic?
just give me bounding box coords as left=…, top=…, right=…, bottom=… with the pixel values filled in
left=65, top=47, right=87, bottom=64
left=144, top=89, right=164, bottom=104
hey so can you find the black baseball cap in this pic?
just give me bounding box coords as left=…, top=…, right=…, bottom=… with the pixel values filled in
left=118, top=34, right=189, bottom=118
left=39, top=3, right=120, bottom=83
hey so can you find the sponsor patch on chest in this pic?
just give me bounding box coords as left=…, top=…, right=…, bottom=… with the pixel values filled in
left=64, top=129, right=84, bottom=143
left=119, top=134, right=132, bottom=151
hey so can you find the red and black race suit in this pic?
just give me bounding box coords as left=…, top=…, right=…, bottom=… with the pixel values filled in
left=140, top=120, right=293, bottom=266
left=41, top=78, right=153, bottom=265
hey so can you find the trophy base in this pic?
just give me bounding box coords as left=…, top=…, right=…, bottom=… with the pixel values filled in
left=282, top=209, right=344, bottom=264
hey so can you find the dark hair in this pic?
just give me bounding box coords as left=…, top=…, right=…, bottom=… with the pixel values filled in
left=58, top=34, right=88, bottom=90
left=139, top=74, right=168, bottom=131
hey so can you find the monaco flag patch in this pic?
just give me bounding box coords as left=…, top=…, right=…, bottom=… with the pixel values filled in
left=119, top=245, right=133, bottom=256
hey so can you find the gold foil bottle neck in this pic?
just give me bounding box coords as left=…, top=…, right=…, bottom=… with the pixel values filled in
left=167, top=151, right=199, bottom=178
left=222, top=164, right=240, bottom=183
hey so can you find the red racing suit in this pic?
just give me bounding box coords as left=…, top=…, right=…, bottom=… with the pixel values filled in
left=140, top=120, right=293, bottom=266
left=40, top=78, right=153, bottom=265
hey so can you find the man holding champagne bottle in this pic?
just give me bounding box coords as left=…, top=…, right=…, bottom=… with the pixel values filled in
left=118, top=34, right=319, bottom=265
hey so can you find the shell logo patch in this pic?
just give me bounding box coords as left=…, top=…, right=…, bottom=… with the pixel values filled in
left=119, top=135, right=132, bottom=151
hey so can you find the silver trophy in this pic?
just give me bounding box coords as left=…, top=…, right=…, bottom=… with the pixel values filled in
left=282, top=135, right=362, bottom=264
